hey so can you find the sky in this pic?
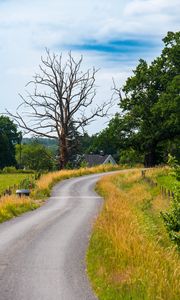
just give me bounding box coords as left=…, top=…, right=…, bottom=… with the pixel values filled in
left=0, top=0, right=179, bottom=134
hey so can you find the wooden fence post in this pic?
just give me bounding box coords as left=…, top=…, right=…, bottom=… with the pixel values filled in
left=142, top=170, right=146, bottom=178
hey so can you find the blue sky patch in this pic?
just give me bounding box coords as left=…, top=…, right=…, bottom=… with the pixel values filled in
left=62, top=38, right=158, bottom=62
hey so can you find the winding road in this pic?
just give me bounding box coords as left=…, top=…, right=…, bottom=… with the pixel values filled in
left=0, top=173, right=111, bottom=300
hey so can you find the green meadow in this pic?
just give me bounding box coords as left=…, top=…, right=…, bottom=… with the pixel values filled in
left=0, top=174, right=33, bottom=195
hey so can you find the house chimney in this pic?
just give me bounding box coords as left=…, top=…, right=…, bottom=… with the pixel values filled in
left=100, top=150, right=104, bottom=156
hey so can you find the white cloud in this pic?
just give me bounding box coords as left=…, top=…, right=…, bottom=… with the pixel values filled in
left=124, top=0, right=179, bottom=16
left=0, top=0, right=179, bottom=47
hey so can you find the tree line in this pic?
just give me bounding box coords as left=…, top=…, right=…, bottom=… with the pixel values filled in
left=1, top=31, right=179, bottom=170
left=0, top=117, right=93, bottom=171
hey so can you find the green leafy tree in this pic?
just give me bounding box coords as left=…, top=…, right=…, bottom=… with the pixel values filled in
left=16, top=143, right=55, bottom=171
left=78, top=132, right=94, bottom=154
left=0, top=116, right=20, bottom=169
left=119, top=148, right=143, bottom=166
left=115, top=31, right=180, bottom=166
left=88, top=114, right=127, bottom=159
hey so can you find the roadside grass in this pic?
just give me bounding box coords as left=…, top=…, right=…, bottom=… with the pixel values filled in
left=0, top=164, right=123, bottom=223
left=0, top=195, right=40, bottom=223
left=87, top=170, right=180, bottom=300
left=0, top=173, right=34, bottom=195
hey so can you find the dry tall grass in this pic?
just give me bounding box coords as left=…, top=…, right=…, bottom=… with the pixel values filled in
left=0, top=195, right=39, bottom=223
left=87, top=170, right=180, bottom=300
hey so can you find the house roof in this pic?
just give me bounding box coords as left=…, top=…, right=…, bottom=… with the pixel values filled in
left=84, top=154, right=116, bottom=167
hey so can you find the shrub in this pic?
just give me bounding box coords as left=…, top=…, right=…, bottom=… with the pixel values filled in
left=161, top=185, right=180, bottom=249
left=3, top=166, right=17, bottom=173
left=168, top=154, right=180, bottom=181
left=19, top=177, right=36, bottom=189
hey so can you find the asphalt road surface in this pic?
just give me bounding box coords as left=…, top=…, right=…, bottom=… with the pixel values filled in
left=0, top=172, right=113, bottom=300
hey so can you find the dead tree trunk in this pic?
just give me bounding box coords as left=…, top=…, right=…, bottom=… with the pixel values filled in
left=59, top=130, right=69, bottom=169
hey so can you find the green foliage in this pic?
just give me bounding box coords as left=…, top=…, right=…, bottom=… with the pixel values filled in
left=161, top=156, right=180, bottom=249
left=78, top=132, right=94, bottom=154
left=23, top=137, right=58, bottom=151
left=87, top=114, right=128, bottom=160
left=156, top=174, right=179, bottom=192
left=0, top=115, right=20, bottom=168
left=67, top=131, right=95, bottom=167
left=168, top=154, right=180, bottom=181
left=2, top=166, right=17, bottom=173
left=0, top=167, right=35, bottom=174
left=119, top=148, right=143, bottom=165
left=22, top=133, right=94, bottom=169
left=161, top=186, right=180, bottom=249
left=16, top=143, right=55, bottom=171
left=19, top=177, right=36, bottom=189
left=80, top=160, right=88, bottom=168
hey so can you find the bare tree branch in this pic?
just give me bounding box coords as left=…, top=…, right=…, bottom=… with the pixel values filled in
left=7, top=50, right=114, bottom=169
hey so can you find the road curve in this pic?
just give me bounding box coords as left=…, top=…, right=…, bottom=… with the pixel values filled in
left=0, top=172, right=112, bottom=300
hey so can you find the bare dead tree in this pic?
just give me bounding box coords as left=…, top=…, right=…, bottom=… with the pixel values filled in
left=8, top=50, right=113, bottom=169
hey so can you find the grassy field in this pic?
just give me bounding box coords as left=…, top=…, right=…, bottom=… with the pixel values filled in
left=87, top=169, right=180, bottom=300
left=0, top=173, right=34, bottom=195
